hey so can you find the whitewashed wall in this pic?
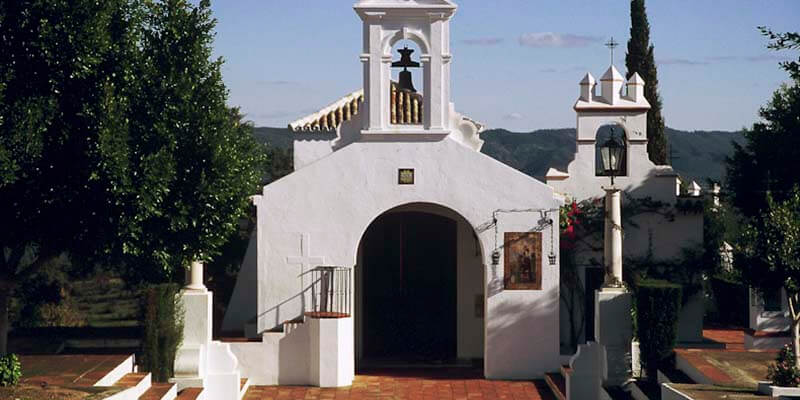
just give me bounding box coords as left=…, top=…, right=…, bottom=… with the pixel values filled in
left=252, top=136, right=561, bottom=379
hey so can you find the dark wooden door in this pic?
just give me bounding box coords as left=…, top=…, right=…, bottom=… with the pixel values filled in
left=362, top=211, right=457, bottom=362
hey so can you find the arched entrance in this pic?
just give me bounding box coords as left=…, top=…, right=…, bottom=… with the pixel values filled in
left=355, top=203, right=485, bottom=368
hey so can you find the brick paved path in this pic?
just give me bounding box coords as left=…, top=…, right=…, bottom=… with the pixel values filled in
left=243, top=369, right=556, bottom=400
left=703, top=327, right=745, bottom=350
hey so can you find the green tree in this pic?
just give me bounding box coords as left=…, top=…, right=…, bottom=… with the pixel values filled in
left=0, top=0, right=137, bottom=356
left=727, top=29, right=800, bottom=218
left=118, top=0, right=265, bottom=283
left=625, top=0, right=668, bottom=165
left=735, top=188, right=800, bottom=368
left=0, top=0, right=265, bottom=355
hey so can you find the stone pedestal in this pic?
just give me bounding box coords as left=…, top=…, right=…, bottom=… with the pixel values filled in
left=172, top=262, right=242, bottom=399
left=308, top=317, right=354, bottom=387
left=173, top=289, right=213, bottom=389
left=567, top=341, right=607, bottom=400
left=595, top=287, right=632, bottom=387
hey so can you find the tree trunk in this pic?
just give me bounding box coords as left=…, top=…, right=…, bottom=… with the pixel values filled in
left=789, top=293, right=800, bottom=370
left=0, top=288, right=9, bottom=357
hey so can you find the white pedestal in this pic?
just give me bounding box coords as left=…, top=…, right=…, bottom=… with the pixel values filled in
left=173, top=290, right=213, bottom=388
left=595, top=288, right=632, bottom=387
left=567, top=341, right=607, bottom=400
left=308, top=317, right=354, bottom=388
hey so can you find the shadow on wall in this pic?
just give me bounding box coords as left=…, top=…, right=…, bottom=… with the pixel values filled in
left=486, top=286, right=559, bottom=375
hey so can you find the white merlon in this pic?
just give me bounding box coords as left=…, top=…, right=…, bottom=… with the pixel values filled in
left=625, top=72, right=645, bottom=103
left=574, top=65, right=650, bottom=110
left=600, top=65, right=625, bottom=105
left=689, top=180, right=702, bottom=197
left=579, top=73, right=596, bottom=102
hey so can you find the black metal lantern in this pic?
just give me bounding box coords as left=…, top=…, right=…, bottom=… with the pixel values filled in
left=600, top=128, right=625, bottom=185
left=491, top=250, right=500, bottom=266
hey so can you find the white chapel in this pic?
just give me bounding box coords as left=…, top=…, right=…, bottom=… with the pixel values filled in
left=193, top=0, right=708, bottom=394
left=222, top=0, right=563, bottom=387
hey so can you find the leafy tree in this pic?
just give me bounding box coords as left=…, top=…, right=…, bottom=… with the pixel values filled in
left=727, top=29, right=800, bottom=218
left=625, top=0, right=668, bottom=165
left=0, top=0, right=137, bottom=356
left=118, top=0, right=265, bottom=283
left=0, top=0, right=265, bottom=355
left=735, top=188, right=800, bottom=368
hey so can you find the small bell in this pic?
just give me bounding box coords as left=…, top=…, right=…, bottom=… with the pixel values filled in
left=392, top=46, right=420, bottom=92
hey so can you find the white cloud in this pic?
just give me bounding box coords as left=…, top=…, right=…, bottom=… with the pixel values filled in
left=518, top=32, right=602, bottom=48
left=461, top=37, right=504, bottom=46
left=503, top=112, right=524, bottom=120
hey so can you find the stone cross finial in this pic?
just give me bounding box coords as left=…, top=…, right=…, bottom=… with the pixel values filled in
left=604, top=37, right=619, bottom=66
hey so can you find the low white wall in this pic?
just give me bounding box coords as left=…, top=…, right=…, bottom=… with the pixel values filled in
left=661, top=383, right=693, bottom=400
left=675, top=352, right=713, bottom=385
left=228, top=338, right=280, bottom=385
left=744, top=332, right=791, bottom=350
left=309, top=317, right=354, bottom=387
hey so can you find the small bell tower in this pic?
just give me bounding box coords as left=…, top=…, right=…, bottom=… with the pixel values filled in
left=354, top=0, right=456, bottom=135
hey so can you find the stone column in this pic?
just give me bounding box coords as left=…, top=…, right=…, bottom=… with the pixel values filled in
left=597, top=187, right=631, bottom=386
left=185, top=260, right=207, bottom=291
left=595, top=287, right=632, bottom=386
left=604, top=188, right=623, bottom=288
left=173, top=261, right=213, bottom=390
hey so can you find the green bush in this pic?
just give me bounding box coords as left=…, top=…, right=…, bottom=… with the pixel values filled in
left=768, top=345, right=800, bottom=387
left=636, top=279, right=682, bottom=381
left=139, top=284, right=184, bottom=382
left=0, top=354, right=22, bottom=386
left=709, top=275, right=748, bottom=327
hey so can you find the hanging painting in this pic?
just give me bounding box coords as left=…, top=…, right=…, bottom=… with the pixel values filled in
left=503, top=232, right=542, bottom=290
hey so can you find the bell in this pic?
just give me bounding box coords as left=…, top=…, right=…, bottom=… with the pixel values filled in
left=398, top=70, right=416, bottom=92
left=392, top=46, right=420, bottom=92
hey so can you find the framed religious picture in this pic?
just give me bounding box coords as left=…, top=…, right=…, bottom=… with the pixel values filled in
left=503, top=232, right=542, bottom=290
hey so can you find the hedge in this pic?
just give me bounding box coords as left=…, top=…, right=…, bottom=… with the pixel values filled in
left=636, top=279, right=682, bottom=380
left=139, top=284, right=184, bottom=382
left=709, top=275, right=748, bottom=327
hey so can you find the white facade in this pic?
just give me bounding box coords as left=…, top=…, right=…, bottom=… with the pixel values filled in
left=546, top=67, right=705, bottom=347
left=223, top=0, right=563, bottom=385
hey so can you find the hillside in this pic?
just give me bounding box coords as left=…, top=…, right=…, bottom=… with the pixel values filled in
left=253, top=127, right=744, bottom=184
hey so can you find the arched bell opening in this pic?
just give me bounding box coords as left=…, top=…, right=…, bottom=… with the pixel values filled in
left=388, top=40, right=425, bottom=126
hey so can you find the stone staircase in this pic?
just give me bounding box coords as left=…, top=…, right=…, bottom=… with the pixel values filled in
left=89, top=353, right=250, bottom=400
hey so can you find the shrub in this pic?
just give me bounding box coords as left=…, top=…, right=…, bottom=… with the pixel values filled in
left=636, top=279, right=682, bottom=381
left=0, top=354, right=21, bottom=386
left=139, top=284, right=184, bottom=382
left=709, top=275, right=748, bottom=327
left=768, top=345, right=800, bottom=387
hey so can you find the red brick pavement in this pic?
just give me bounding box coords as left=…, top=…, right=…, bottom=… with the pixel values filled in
left=243, top=369, right=556, bottom=400
left=703, top=327, right=745, bottom=350
left=19, top=354, right=130, bottom=387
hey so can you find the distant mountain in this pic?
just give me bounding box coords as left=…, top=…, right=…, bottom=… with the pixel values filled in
left=253, top=127, right=744, bottom=184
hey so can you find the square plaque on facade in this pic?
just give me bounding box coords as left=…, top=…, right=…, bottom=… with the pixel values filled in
left=503, top=232, right=542, bottom=290
left=398, top=168, right=414, bottom=185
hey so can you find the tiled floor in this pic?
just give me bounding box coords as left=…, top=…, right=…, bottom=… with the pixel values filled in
left=243, top=369, right=556, bottom=400
left=19, top=354, right=130, bottom=387
left=703, top=327, right=745, bottom=350
left=673, top=327, right=777, bottom=389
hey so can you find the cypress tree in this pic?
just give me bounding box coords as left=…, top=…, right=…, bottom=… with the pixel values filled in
left=625, top=0, right=669, bottom=165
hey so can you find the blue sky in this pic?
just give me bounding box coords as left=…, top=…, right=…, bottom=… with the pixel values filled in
left=209, top=1, right=798, bottom=132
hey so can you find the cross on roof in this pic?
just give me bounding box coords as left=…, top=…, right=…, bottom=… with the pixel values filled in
left=605, top=37, right=619, bottom=66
